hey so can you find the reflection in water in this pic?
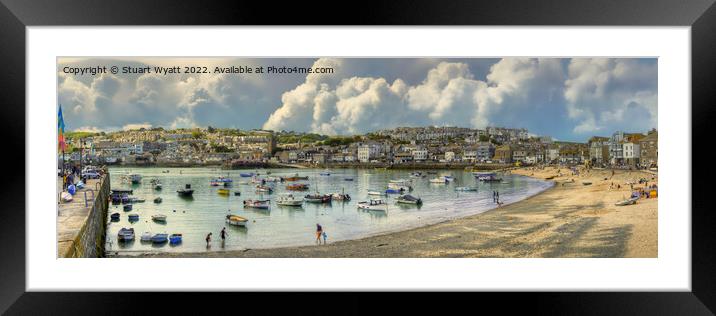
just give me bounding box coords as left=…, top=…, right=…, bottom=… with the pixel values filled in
left=105, top=167, right=551, bottom=254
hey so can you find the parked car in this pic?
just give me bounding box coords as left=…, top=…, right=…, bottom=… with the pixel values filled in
left=82, top=171, right=101, bottom=179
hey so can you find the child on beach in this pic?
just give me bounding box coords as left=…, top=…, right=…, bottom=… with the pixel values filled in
left=316, top=223, right=323, bottom=245
left=205, top=233, right=212, bottom=248
left=322, top=231, right=328, bottom=244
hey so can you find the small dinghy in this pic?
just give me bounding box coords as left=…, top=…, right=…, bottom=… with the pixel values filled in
left=152, top=214, right=167, bottom=222
left=61, top=191, right=73, bottom=203
left=368, top=190, right=387, bottom=196
left=140, top=232, right=152, bottom=242
left=234, top=191, right=241, bottom=196
left=455, top=186, right=477, bottom=192
left=169, top=234, right=183, bottom=244
left=153, top=197, right=162, bottom=203
left=177, top=184, right=194, bottom=196
left=128, top=214, right=139, bottom=222
left=218, top=188, right=230, bottom=195
left=303, top=193, right=332, bottom=203
left=110, top=213, right=120, bottom=221
left=615, top=197, right=639, bottom=206
left=243, top=199, right=270, bottom=209
left=123, top=204, right=133, bottom=211
left=151, top=233, right=168, bottom=244
left=226, top=214, right=249, bottom=226
left=117, top=228, right=135, bottom=241
left=385, top=188, right=403, bottom=194
left=582, top=181, right=592, bottom=186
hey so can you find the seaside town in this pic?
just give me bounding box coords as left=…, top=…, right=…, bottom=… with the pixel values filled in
left=61, top=125, right=658, bottom=170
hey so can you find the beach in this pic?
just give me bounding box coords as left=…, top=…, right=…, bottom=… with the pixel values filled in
left=131, top=167, right=657, bottom=258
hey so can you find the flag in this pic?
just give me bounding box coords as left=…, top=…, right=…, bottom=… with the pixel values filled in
left=58, top=106, right=66, bottom=152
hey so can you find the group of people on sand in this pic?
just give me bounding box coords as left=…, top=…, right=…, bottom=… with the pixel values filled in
left=315, top=223, right=328, bottom=245
left=492, top=190, right=503, bottom=206
left=205, top=227, right=230, bottom=248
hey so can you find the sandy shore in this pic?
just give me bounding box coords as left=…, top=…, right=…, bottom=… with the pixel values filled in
left=130, top=167, right=657, bottom=258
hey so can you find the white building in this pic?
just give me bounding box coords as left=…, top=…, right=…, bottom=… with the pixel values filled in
left=444, top=151, right=456, bottom=161
left=623, top=142, right=640, bottom=164
left=412, top=149, right=428, bottom=161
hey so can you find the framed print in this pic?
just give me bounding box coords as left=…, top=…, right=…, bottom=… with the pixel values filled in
left=2, top=0, right=714, bottom=314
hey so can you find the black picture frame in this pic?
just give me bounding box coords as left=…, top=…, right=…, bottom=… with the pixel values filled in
left=1, top=0, right=713, bottom=314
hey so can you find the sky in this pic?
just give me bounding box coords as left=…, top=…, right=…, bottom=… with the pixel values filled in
left=57, top=57, right=657, bottom=142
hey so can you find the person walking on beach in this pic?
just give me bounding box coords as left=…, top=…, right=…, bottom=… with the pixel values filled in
left=322, top=231, right=328, bottom=244
left=496, top=191, right=500, bottom=204
left=220, top=227, right=228, bottom=247
left=205, top=232, right=212, bottom=248
left=316, top=223, right=323, bottom=245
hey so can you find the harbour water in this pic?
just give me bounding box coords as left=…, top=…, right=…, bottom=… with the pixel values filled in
left=105, top=167, right=552, bottom=254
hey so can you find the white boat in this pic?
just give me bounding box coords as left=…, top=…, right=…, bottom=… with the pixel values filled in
left=455, top=186, right=477, bottom=192
left=388, top=183, right=412, bottom=191
left=243, top=199, right=270, bottom=209
left=276, top=193, right=304, bottom=206
left=368, top=190, right=387, bottom=196
left=357, top=199, right=388, bottom=211
left=429, top=177, right=448, bottom=184
left=226, top=214, right=248, bottom=226
left=152, top=214, right=167, bottom=222
left=615, top=197, right=639, bottom=206
left=140, top=232, right=152, bottom=242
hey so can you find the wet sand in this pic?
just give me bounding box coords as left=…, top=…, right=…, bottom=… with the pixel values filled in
left=129, top=167, right=657, bottom=258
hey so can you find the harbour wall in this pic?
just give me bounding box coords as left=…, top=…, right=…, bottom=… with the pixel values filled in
left=59, top=173, right=111, bottom=258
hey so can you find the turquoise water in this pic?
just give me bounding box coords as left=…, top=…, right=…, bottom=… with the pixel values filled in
left=105, top=167, right=552, bottom=254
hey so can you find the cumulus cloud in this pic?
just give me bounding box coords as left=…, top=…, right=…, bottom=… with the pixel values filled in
left=122, top=123, right=153, bottom=131
left=564, top=58, right=657, bottom=134
left=263, top=58, right=564, bottom=135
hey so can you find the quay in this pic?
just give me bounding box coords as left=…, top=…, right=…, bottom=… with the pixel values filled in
left=57, top=172, right=111, bottom=257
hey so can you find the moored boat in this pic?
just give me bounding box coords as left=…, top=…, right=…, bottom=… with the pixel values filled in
left=110, top=212, right=120, bottom=221
left=239, top=172, right=255, bottom=177
left=140, top=232, right=152, bottom=242
left=396, top=194, right=422, bottom=205
left=117, top=228, right=135, bottom=241
left=123, top=204, right=133, bottom=211
left=304, top=193, right=332, bottom=203
left=128, top=214, right=139, bottom=222
left=357, top=199, right=388, bottom=211
left=255, top=184, right=274, bottom=193
left=151, top=233, right=168, bottom=244
left=429, top=177, right=448, bottom=184
left=226, top=214, right=249, bottom=226
left=615, top=197, right=639, bottom=206
left=152, top=214, right=167, bottom=222
left=286, top=183, right=309, bottom=191
left=153, top=197, right=162, bottom=203
left=218, top=188, right=230, bottom=195
left=455, top=186, right=477, bottom=192
left=177, top=184, right=194, bottom=196
left=169, top=234, right=183, bottom=244
left=331, top=192, right=351, bottom=201
left=243, top=199, right=270, bottom=209
left=276, top=193, right=304, bottom=206
left=368, top=190, right=388, bottom=196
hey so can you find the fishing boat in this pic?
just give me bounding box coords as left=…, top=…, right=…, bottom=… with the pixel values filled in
left=226, top=214, right=249, bottom=226
left=218, top=188, right=230, bottom=195
left=117, top=228, right=135, bottom=241
left=243, top=199, right=270, bottom=209
left=151, top=233, right=168, bottom=244
left=152, top=214, right=167, bottom=222
left=169, top=234, right=183, bottom=244
left=368, top=190, right=388, bottom=196
left=283, top=173, right=309, bottom=181
left=123, top=204, right=133, bottom=211
left=455, top=186, right=478, bottom=192
left=177, top=184, right=194, bottom=196
left=128, top=214, right=139, bottom=222
left=396, top=194, right=422, bottom=205
left=429, top=177, right=448, bottom=184
left=286, top=183, right=309, bottom=191
left=357, top=199, right=388, bottom=211
left=615, top=197, right=639, bottom=206
left=110, top=213, right=120, bottom=221
left=140, top=232, right=152, bottom=242
left=276, top=193, right=304, bottom=206
left=153, top=197, right=162, bottom=203
left=304, top=193, right=332, bottom=203
left=255, top=185, right=274, bottom=193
